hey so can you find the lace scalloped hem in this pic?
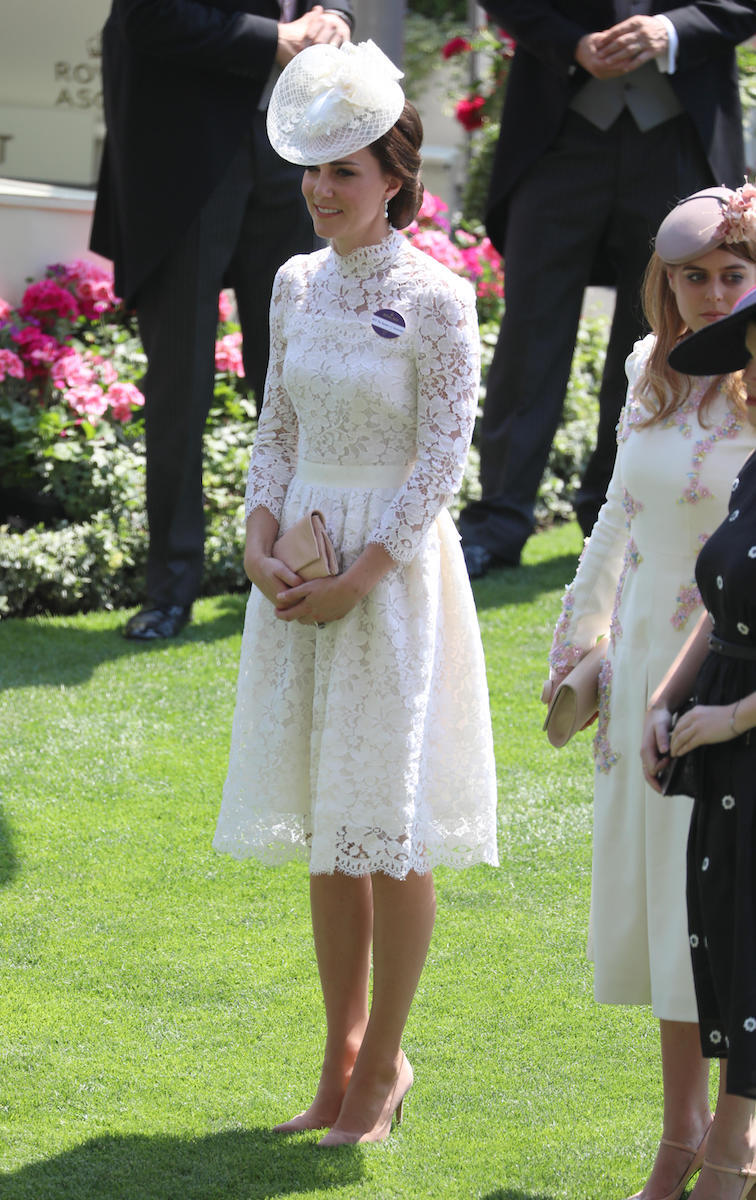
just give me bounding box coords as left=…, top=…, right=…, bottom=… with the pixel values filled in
left=212, top=820, right=499, bottom=878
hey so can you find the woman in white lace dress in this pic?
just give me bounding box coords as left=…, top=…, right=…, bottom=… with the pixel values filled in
left=545, top=188, right=756, bottom=1200
left=213, top=42, right=497, bottom=1145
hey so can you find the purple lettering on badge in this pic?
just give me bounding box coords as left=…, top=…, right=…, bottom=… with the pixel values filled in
left=371, top=308, right=406, bottom=339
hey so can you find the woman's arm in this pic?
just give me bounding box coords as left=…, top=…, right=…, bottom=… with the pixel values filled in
left=244, top=267, right=299, bottom=523
left=544, top=336, right=657, bottom=700
left=364, top=275, right=480, bottom=566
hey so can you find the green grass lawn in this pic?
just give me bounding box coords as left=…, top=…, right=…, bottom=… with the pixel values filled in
left=0, top=523, right=679, bottom=1199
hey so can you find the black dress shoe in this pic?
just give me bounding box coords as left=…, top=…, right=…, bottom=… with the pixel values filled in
left=462, top=543, right=520, bottom=579
left=123, top=605, right=192, bottom=641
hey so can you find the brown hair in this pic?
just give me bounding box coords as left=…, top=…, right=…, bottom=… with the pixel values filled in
left=369, top=100, right=424, bottom=229
left=638, top=240, right=756, bottom=426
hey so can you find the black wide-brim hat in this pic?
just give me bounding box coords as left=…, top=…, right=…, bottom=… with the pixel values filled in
left=668, top=284, right=756, bottom=375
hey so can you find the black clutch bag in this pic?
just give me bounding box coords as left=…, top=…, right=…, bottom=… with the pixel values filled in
left=655, top=698, right=698, bottom=797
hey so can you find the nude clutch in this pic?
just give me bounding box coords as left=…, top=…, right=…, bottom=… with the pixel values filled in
left=272, top=511, right=339, bottom=581
left=542, top=642, right=605, bottom=749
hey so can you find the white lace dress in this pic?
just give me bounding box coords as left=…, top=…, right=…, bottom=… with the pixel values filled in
left=549, top=334, right=756, bottom=1019
left=213, top=231, right=498, bottom=878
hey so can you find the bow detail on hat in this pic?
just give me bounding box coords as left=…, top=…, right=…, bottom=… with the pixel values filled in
left=267, top=39, right=406, bottom=166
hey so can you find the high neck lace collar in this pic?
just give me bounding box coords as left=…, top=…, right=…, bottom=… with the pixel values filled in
left=329, top=229, right=403, bottom=277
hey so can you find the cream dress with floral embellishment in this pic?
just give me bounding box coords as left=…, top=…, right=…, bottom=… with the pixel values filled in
left=213, top=230, right=498, bottom=879
left=549, top=333, right=756, bottom=1018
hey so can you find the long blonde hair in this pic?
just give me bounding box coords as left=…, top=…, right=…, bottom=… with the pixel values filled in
left=638, top=240, right=755, bottom=426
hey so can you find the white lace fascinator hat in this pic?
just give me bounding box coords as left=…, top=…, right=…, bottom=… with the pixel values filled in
left=267, top=40, right=405, bottom=166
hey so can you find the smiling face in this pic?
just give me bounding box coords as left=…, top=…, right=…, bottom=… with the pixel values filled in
left=666, top=248, right=756, bottom=333
left=301, top=147, right=401, bottom=255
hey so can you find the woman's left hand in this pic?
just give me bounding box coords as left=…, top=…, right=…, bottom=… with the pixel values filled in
left=274, top=575, right=361, bottom=626
left=669, top=704, right=738, bottom=756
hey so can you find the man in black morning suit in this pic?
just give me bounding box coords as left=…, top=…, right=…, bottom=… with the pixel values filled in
left=459, top=1, right=756, bottom=577
left=90, top=1, right=354, bottom=638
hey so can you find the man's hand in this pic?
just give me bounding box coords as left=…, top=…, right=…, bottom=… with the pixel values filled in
left=576, top=16, right=668, bottom=79
left=276, top=5, right=351, bottom=68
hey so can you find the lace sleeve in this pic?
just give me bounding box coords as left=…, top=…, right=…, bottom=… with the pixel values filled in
left=244, top=267, right=299, bottom=521
left=368, top=275, right=480, bottom=563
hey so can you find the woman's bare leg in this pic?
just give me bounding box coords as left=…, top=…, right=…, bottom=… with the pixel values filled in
left=274, top=872, right=372, bottom=1131
left=630, top=1019, right=712, bottom=1199
left=322, top=868, right=437, bottom=1142
left=689, top=1063, right=756, bottom=1199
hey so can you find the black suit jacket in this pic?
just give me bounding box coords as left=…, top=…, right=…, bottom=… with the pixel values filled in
left=90, top=0, right=353, bottom=304
left=484, top=0, right=756, bottom=253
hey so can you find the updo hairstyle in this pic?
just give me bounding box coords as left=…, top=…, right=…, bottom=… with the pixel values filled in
left=369, top=101, right=424, bottom=230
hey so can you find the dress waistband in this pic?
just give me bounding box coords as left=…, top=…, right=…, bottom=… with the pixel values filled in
left=709, top=634, right=756, bottom=661
left=294, top=460, right=413, bottom=489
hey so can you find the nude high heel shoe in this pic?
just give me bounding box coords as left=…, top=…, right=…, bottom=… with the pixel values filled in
left=317, top=1053, right=414, bottom=1147
left=625, top=1122, right=711, bottom=1200
left=700, top=1157, right=756, bottom=1200
left=272, top=1110, right=332, bottom=1133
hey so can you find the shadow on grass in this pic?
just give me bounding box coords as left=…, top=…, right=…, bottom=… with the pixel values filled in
left=471, top=553, right=579, bottom=612
left=0, top=1128, right=365, bottom=1200
left=0, top=802, right=18, bottom=887
left=0, top=594, right=248, bottom=690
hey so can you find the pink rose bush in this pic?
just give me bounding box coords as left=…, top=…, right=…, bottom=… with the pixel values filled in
left=1, top=259, right=248, bottom=524
left=0, top=260, right=147, bottom=429
left=0, top=263, right=241, bottom=437
left=403, top=189, right=504, bottom=324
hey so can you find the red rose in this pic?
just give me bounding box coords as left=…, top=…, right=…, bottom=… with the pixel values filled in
left=442, top=36, right=472, bottom=60
left=455, top=95, right=485, bottom=132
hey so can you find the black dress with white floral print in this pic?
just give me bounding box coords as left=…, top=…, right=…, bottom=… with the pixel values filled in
left=689, top=450, right=756, bottom=1099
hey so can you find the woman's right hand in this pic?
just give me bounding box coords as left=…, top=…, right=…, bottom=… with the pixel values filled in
left=641, top=705, right=672, bottom=793
left=244, top=551, right=302, bottom=607
left=541, top=669, right=570, bottom=706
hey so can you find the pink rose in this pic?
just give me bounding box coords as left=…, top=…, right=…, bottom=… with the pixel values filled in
left=20, top=279, right=79, bottom=324
left=0, top=348, right=25, bottom=381
left=52, top=348, right=95, bottom=389
left=11, top=326, right=64, bottom=374
left=416, top=190, right=450, bottom=232
left=459, top=246, right=483, bottom=280
left=64, top=383, right=108, bottom=420
left=215, top=331, right=245, bottom=376
left=0, top=297, right=11, bottom=323
left=56, top=260, right=119, bottom=318
left=218, top=290, right=234, bottom=323
left=478, top=237, right=502, bottom=270
left=409, top=229, right=466, bottom=273
left=107, top=380, right=145, bottom=422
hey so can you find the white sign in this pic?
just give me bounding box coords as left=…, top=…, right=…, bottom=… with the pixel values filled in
left=0, top=0, right=109, bottom=187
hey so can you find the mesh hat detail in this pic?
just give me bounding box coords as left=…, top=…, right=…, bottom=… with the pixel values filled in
left=267, top=40, right=405, bottom=166
left=655, top=184, right=756, bottom=265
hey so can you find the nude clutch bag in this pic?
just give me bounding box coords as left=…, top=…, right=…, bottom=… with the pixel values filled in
left=542, top=642, right=605, bottom=749
left=273, top=511, right=339, bottom=581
